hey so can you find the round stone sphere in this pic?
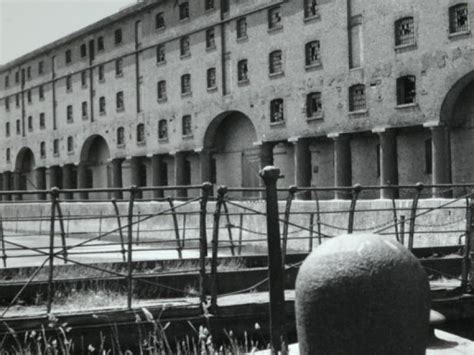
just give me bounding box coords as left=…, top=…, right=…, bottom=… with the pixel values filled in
left=295, top=233, right=430, bottom=355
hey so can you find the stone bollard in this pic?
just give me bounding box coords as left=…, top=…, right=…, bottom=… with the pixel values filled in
left=295, top=233, right=430, bottom=355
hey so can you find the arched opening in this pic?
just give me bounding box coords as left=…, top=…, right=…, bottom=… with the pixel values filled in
left=203, top=111, right=258, bottom=189
left=79, top=135, right=110, bottom=198
left=14, top=148, right=36, bottom=196
left=440, top=70, right=474, bottom=191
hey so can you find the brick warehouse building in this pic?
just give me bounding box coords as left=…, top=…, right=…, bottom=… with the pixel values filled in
left=0, top=0, right=473, bottom=200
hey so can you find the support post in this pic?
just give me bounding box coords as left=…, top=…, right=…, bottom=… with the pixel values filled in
left=127, top=186, right=137, bottom=310
left=36, top=167, right=47, bottom=200
left=347, top=184, right=362, bottom=234
left=331, top=134, right=351, bottom=200
left=282, top=186, right=297, bottom=266
left=3, top=171, right=11, bottom=201
left=77, top=162, right=88, bottom=200
left=62, top=164, right=74, bottom=200
left=12, top=171, right=22, bottom=201
left=292, top=138, right=311, bottom=200
left=111, top=199, right=126, bottom=262
left=199, top=183, right=212, bottom=304
left=462, top=200, right=473, bottom=293
left=430, top=125, right=452, bottom=198
left=210, top=186, right=225, bottom=310
left=167, top=197, right=182, bottom=259
left=260, top=166, right=287, bottom=354
left=408, top=183, right=424, bottom=251
left=174, top=152, right=187, bottom=198
left=47, top=187, right=59, bottom=314
left=376, top=128, right=399, bottom=199
left=151, top=154, right=164, bottom=199
left=111, top=158, right=124, bottom=200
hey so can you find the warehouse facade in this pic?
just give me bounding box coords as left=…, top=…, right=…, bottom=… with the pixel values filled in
left=0, top=0, right=473, bottom=200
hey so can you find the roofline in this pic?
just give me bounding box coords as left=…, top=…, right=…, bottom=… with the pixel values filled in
left=0, top=0, right=160, bottom=71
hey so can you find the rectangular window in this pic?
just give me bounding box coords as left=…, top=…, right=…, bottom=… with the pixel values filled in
left=67, top=137, right=74, bottom=153
left=40, top=142, right=45, bottom=158
left=376, top=144, right=381, bottom=177
left=82, top=101, right=88, bottom=118
left=5, top=122, right=10, bottom=137
left=116, top=91, right=124, bottom=111
left=181, top=74, right=191, bottom=95
left=449, top=4, right=469, bottom=33
left=179, top=2, right=189, bottom=20
left=38, top=61, right=44, bottom=75
left=81, top=71, right=87, bottom=87
left=425, top=138, right=432, bottom=174
left=155, top=12, right=165, bottom=29
left=15, top=71, right=19, bottom=83
left=16, top=119, right=21, bottom=135
left=182, top=115, right=192, bottom=136
left=115, top=59, right=123, bottom=76
left=206, top=28, right=216, bottom=49
left=237, top=18, right=247, bottom=39
left=5, top=97, right=9, bottom=110
left=222, top=0, right=229, bottom=13
left=65, top=49, right=72, bottom=64
left=207, top=68, right=216, bottom=89
left=156, top=44, right=166, bottom=63
left=349, top=84, right=366, bottom=112
left=306, top=92, right=322, bottom=118
left=97, top=36, right=104, bottom=51
left=304, top=0, right=319, bottom=18
left=397, top=75, right=416, bottom=105
left=28, top=116, right=33, bottom=131
left=39, top=85, right=44, bottom=100
left=268, top=7, right=282, bottom=29
left=238, top=59, right=249, bottom=82
left=99, top=96, right=106, bottom=114
left=157, top=80, right=167, bottom=100
left=205, top=0, right=214, bottom=11
left=6, top=149, right=10, bottom=162
left=305, top=41, right=321, bottom=67
left=5, top=75, right=9, bottom=88
left=40, top=113, right=45, bottom=129
left=158, top=119, right=168, bottom=139
left=67, top=105, right=73, bottom=122
left=137, top=124, right=145, bottom=143
left=270, top=99, right=284, bottom=123
left=53, top=139, right=59, bottom=156
left=117, top=127, right=125, bottom=145
left=27, top=90, right=32, bottom=103
left=27, top=66, right=31, bottom=80
left=395, top=17, right=415, bottom=46
left=115, top=29, right=123, bottom=45
left=80, top=44, right=87, bottom=57
left=98, top=65, right=105, bottom=81
left=15, top=94, right=19, bottom=107
left=269, top=50, right=283, bottom=74
left=66, top=75, right=72, bottom=92
left=180, top=36, right=190, bottom=57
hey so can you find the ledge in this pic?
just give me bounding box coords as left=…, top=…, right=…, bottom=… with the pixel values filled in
left=116, top=107, right=125, bottom=113
left=99, top=111, right=106, bottom=116
left=180, top=53, right=191, bottom=60
left=305, top=62, right=322, bottom=71
left=115, top=73, right=124, bottom=78
left=181, top=92, right=192, bottom=98
left=307, top=113, right=324, bottom=122
left=270, top=120, right=285, bottom=127
left=182, top=134, right=193, bottom=140
left=157, top=97, right=168, bottom=103
left=448, top=30, right=471, bottom=39
left=396, top=103, right=418, bottom=109
left=207, top=86, right=218, bottom=93
left=117, top=143, right=125, bottom=149
left=82, top=115, right=88, bottom=120
left=267, top=25, right=283, bottom=34
left=137, top=141, right=146, bottom=146
left=394, top=42, right=417, bottom=53
left=303, top=13, right=321, bottom=23
left=348, top=109, right=368, bottom=117
left=206, top=45, right=217, bottom=52
left=156, top=60, right=166, bottom=67
left=155, top=26, right=165, bottom=32
left=236, top=35, right=249, bottom=43
left=99, top=78, right=105, bottom=84
left=269, top=71, right=284, bottom=79
left=238, top=79, right=249, bottom=86
left=158, top=138, right=169, bottom=144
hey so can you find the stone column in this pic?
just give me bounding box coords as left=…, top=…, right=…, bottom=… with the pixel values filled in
left=77, top=162, right=88, bottom=200
left=62, top=164, right=74, bottom=200
left=151, top=154, right=164, bottom=199
left=330, top=133, right=351, bottom=200
left=49, top=166, right=60, bottom=189
left=174, top=151, right=187, bottom=198
left=290, top=138, right=312, bottom=200
left=199, top=148, right=212, bottom=184
left=36, top=167, right=47, bottom=200
left=3, top=171, right=11, bottom=201
left=430, top=125, right=451, bottom=198
left=12, top=171, right=22, bottom=201
left=259, top=141, right=274, bottom=169
left=128, top=156, right=143, bottom=199
left=111, top=158, right=124, bottom=199
left=375, top=128, right=399, bottom=199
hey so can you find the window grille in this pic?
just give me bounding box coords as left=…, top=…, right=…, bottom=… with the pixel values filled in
left=449, top=4, right=469, bottom=33
left=395, top=17, right=415, bottom=46
left=349, top=85, right=366, bottom=112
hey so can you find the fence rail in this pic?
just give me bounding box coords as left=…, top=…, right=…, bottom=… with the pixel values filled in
left=0, top=180, right=472, bottom=324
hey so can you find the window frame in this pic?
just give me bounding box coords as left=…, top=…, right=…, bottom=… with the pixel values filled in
left=349, top=84, right=367, bottom=113
left=155, top=12, right=165, bottom=29
left=269, top=50, right=283, bottom=75
left=158, top=119, right=168, bottom=140
left=115, top=28, right=123, bottom=45
left=67, top=136, right=74, bottom=153
left=179, top=2, right=190, bottom=20
left=236, top=17, right=248, bottom=40
left=394, top=17, right=416, bottom=47
left=238, top=59, right=249, bottom=83
left=116, top=91, right=125, bottom=112
left=305, top=40, right=321, bottom=68
left=182, top=115, right=193, bottom=136
left=99, top=96, right=106, bottom=115
left=65, top=49, right=72, bottom=64
left=117, top=127, right=125, bottom=146
left=137, top=123, right=146, bottom=144
left=180, top=36, right=191, bottom=57
left=115, top=59, right=123, bottom=77
left=396, top=75, right=417, bottom=106
left=157, top=80, right=167, bottom=101
left=97, top=36, right=105, bottom=51
left=207, top=67, right=217, bottom=89
left=306, top=92, right=323, bottom=119
left=304, top=0, right=319, bottom=19
left=449, top=3, right=470, bottom=35
left=181, top=74, right=192, bottom=95
left=268, top=6, right=283, bottom=30
left=270, top=98, right=285, bottom=124
left=66, top=105, right=73, bottom=123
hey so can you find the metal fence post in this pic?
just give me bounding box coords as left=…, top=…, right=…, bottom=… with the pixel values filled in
left=127, top=186, right=137, bottom=310
left=0, top=216, right=6, bottom=267
left=168, top=197, right=182, bottom=259
left=347, top=184, right=362, bottom=234
left=408, top=183, right=423, bottom=251
left=308, top=213, right=314, bottom=252
left=400, top=215, right=406, bottom=246
left=47, top=187, right=59, bottom=314
left=111, top=198, right=126, bottom=262
left=199, top=182, right=212, bottom=304
left=210, top=186, right=226, bottom=310
left=55, top=196, right=68, bottom=263
left=222, top=200, right=235, bottom=256
left=462, top=200, right=473, bottom=293
left=282, top=186, right=297, bottom=266
left=260, top=166, right=287, bottom=354
left=238, top=213, right=244, bottom=255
